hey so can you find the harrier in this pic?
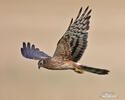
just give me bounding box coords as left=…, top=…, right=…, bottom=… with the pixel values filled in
left=21, top=6, right=110, bottom=75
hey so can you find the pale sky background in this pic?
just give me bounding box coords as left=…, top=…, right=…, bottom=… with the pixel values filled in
left=0, top=0, right=125, bottom=100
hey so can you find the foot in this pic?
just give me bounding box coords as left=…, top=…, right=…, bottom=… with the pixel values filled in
left=74, top=66, right=83, bottom=73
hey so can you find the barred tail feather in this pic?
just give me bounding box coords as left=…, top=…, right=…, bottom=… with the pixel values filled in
left=81, top=66, right=110, bottom=75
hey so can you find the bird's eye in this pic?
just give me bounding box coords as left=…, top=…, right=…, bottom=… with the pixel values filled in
left=41, top=60, right=44, bottom=64
left=40, top=62, right=43, bottom=65
left=38, top=60, right=44, bottom=66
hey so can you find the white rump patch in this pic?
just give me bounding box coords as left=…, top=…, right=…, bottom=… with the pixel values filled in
left=76, top=62, right=81, bottom=66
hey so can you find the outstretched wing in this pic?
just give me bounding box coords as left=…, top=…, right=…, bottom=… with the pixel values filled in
left=53, top=6, right=92, bottom=62
left=21, top=42, right=51, bottom=60
left=53, top=37, right=71, bottom=60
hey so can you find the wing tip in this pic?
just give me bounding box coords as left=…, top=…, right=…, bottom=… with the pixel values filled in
left=21, top=47, right=26, bottom=57
left=21, top=48, right=23, bottom=54
left=75, top=7, right=83, bottom=20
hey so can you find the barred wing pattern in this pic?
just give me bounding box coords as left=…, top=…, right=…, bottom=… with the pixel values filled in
left=21, top=42, right=51, bottom=60
left=53, top=6, right=92, bottom=62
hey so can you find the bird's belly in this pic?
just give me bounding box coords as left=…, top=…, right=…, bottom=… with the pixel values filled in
left=43, top=61, right=74, bottom=70
left=55, top=65, right=73, bottom=70
left=41, top=57, right=77, bottom=70
left=43, top=65, right=73, bottom=70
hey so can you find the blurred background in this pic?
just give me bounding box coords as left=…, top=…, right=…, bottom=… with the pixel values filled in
left=0, top=0, right=124, bottom=100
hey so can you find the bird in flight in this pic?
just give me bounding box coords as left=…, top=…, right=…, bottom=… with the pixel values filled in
left=21, top=6, right=109, bottom=75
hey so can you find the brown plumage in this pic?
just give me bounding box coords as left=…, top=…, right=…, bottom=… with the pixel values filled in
left=54, top=6, right=91, bottom=62
left=21, top=6, right=110, bottom=75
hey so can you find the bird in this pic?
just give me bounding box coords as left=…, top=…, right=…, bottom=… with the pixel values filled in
left=21, top=6, right=110, bottom=75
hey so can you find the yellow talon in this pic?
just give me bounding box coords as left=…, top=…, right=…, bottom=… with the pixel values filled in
left=74, top=66, right=83, bottom=73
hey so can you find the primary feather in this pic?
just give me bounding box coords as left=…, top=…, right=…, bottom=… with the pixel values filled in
left=53, top=6, right=92, bottom=62
left=21, top=42, right=51, bottom=60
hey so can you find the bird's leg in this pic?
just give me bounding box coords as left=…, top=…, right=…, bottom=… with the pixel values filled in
left=74, top=66, right=84, bottom=73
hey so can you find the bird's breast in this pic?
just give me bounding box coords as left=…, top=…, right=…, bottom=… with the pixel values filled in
left=42, top=58, right=74, bottom=70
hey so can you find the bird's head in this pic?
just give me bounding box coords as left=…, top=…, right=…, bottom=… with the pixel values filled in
left=38, top=59, right=45, bottom=69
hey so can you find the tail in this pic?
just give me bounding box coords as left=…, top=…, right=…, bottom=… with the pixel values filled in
left=80, top=65, right=110, bottom=75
